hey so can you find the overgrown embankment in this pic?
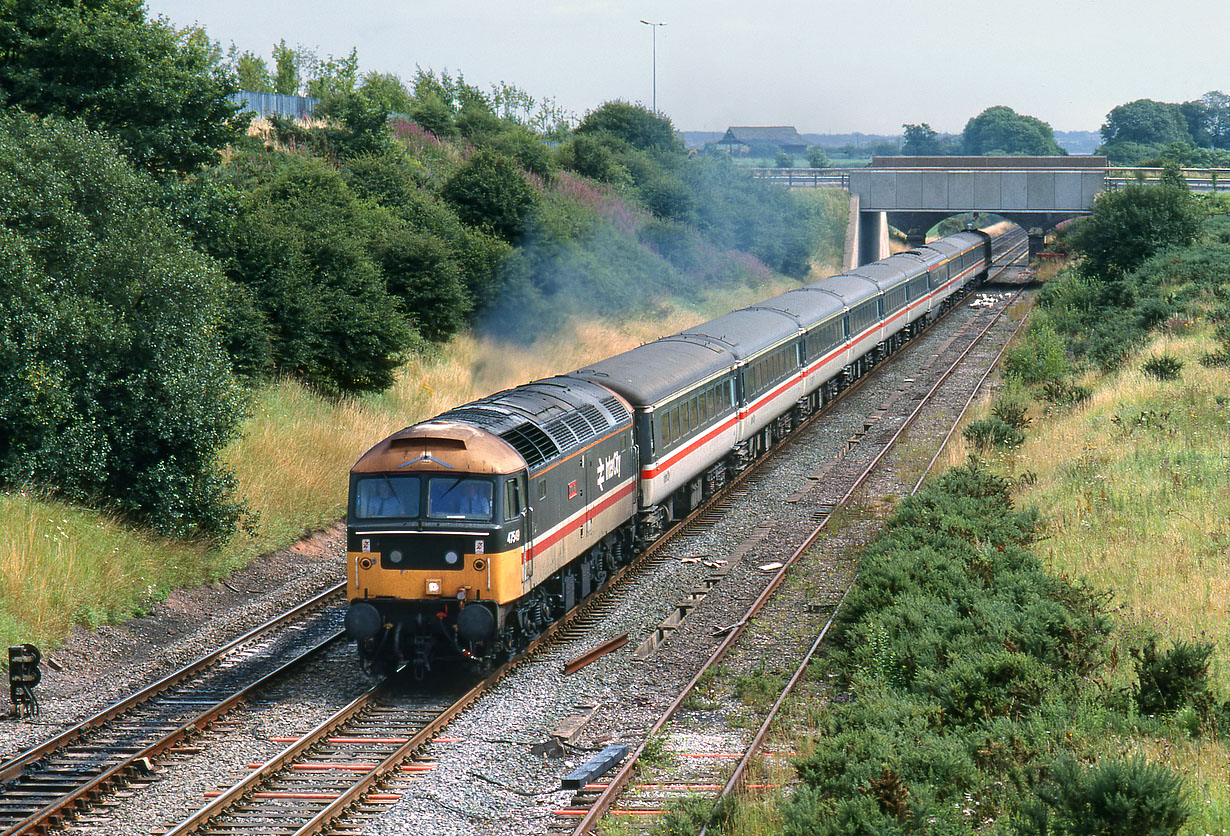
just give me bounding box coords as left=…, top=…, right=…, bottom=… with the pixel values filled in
left=699, top=186, right=1230, bottom=836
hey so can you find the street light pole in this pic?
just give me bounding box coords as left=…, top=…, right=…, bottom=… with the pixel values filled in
left=639, top=19, right=666, bottom=113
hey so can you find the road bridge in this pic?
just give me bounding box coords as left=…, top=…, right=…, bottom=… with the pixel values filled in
left=752, top=160, right=1230, bottom=266
left=848, top=157, right=1104, bottom=264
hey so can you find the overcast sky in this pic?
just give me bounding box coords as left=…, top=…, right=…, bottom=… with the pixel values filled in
left=146, top=0, right=1229, bottom=136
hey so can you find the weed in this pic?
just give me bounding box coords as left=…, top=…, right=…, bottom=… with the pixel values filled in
left=639, top=733, right=673, bottom=768
left=733, top=665, right=786, bottom=710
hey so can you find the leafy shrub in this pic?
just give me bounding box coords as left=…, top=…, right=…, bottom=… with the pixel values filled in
left=1133, top=636, right=1213, bottom=715
left=0, top=112, right=246, bottom=539
left=575, top=100, right=681, bottom=153
left=441, top=149, right=539, bottom=242
left=226, top=153, right=418, bottom=396
left=1141, top=354, right=1184, bottom=380
left=963, top=417, right=1025, bottom=450
left=1069, top=184, right=1204, bottom=279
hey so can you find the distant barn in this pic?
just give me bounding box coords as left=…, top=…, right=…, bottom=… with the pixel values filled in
left=720, top=126, right=808, bottom=156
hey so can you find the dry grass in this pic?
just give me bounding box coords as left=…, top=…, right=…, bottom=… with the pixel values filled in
left=0, top=491, right=204, bottom=647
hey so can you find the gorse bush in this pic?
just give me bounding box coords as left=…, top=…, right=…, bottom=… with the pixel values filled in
left=1141, top=354, right=1184, bottom=380
left=777, top=462, right=1203, bottom=834
left=991, top=397, right=1031, bottom=429
left=963, top=417, right=1025, bottom=450
left=1133, top=636, right=1214, bottom=716
left=1040, top=380, right=1092, bottom=408
left=1025, top=755, right=1191, bottom=836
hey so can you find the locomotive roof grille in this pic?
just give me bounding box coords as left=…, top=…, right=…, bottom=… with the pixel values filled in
left=440, top=406, right=510, bottom=428
left=602, top=396, right=631, bottom=423
left=544, top=416, right=583, bottom=449
left=563, top=410, right=596, bottom=440
left=578, top=403, right=608, bottom=434
left=499, top=423, right=559, bottom=468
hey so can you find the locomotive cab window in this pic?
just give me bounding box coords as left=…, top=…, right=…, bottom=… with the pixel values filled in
left=504, top=477, right=525, bottom=520
left=428, top=477, right=493, bottom=521
left=355, top=475, right=420, bottom=519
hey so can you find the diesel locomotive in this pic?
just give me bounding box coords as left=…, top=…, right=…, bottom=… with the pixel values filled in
left=344, top=229, right=994, bottom=676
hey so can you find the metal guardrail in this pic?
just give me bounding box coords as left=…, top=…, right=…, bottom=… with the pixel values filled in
left=751, top=166, right=1230, bottom=194
left=1105, top=167, right=1230, bottom=192
left=747, top=168, right=851, bottom=188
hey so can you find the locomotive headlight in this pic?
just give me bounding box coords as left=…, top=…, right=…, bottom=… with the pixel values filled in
left=389, top=549, right=404, bottom=564
left=444, top=550, right=460, bottom=566
left=426, top=579, right=442, bottom=595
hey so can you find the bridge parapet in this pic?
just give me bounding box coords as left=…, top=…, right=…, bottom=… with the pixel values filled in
left=849, top=166, right=1104, bottom=213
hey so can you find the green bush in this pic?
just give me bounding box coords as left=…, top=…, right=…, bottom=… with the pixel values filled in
left=1005, top=321, right=1072, bottom=385
left=1029, top=755, right=1190, bottom=836
left=1133, top=636, right=1214, bottom=716
left=0, top=0, right=248, bottom=174
left=225, top=153, right=418, bottom=396
left=1141, top=354, right=1184, bottom=380
left=963, top=417, right=1026, bottom=450
left=0, top=112, right=245, bottom=539
left=575, top=100, right=682, bottom=153
left=441, top=149, right=539, bottom=243
left=1069, top=184, right=1204, bottom=279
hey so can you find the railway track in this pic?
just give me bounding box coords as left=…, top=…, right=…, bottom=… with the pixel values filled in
left=558, top=239, right=1032, bottom=834
left=0, top=585, right=346, bottom=836
left=2, top=231, right=1030, bottom=836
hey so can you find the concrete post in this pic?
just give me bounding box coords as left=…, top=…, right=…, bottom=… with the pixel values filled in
left=857, top=211, right=889, bottom=266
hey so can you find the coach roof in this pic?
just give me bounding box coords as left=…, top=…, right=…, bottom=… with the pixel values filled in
left=747, top=286, right=846, bottom=329
left=569, top=337, right=736, bottom=408
left=677, top=308, right=800, bottom=360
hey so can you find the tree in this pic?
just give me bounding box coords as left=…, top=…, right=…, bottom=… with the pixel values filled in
left=441, top=150, right=539, bottom=242
left=805, top=145, right=829, bottom=168
left=775, top=150, right=794, bottom=168
left=903, top=123, right=941, bottom=155
left=575, top=100, right=681, bottom=153
left=0, top=0, right=248, bottom=175
left=962, top=106, right=1064, bottom=156
left=0, top=111, right=246, bottom=539
left=1100, top=99, right=1191, bottom=146
left=306, top=47, right=359, bottom=100
left=227, top=154, right=418, bottom=395
left=360, top=72, right=413, bottom=115
left=1069, top=183, right=1203, bottom=279
left=235, top=51, right=273, bottom=93
left=1199, top=90, right=1230, bottom=149
left=272, top=40, right=299, bottom=95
